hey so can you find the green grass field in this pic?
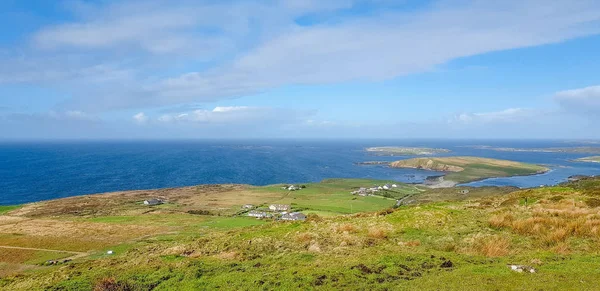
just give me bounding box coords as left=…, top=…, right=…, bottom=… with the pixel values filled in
left=3, top=177, right=600, bottom=290
left=0, top=205, right=20, bottom=215
left=253, top=178, right=421, bottom=215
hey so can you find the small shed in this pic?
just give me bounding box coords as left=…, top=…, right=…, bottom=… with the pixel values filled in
left=144, top=199, right=163, bottom=206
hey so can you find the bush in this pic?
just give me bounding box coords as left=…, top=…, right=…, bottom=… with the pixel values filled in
left=187, top=210, right=212, bottom=215
left=585, top=198, right=600, bottom=208
left=93, top=277, right=133, bottom=291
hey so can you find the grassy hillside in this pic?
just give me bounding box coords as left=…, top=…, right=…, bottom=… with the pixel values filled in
left=3, top=178, right=600, bottom=290
left=390, top=157, right=549, bottom=183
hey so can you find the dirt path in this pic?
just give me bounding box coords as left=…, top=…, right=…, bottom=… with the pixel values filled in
left=0, top=245, right=89, bottom=260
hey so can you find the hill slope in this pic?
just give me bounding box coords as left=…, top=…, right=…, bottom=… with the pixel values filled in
left=2, top=178, right=600, bottom=290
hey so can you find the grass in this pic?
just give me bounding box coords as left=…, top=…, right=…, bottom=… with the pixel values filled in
left=254, top=178, right=420, bottom=214
left=0, top=248, right=72, bottom=265
left=5, top=178, right=600, bottom=290
left=0, top=205, right=21, bottom=215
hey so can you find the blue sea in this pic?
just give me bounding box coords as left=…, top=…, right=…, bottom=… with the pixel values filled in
left=1, top=139, right=600, bottom=205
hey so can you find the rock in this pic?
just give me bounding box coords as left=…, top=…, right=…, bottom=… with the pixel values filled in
left=440, top=260, right=454, bottom=268
left=308, top=243, right=321, bottom=253
left=509, top=265, right=536, bottom=273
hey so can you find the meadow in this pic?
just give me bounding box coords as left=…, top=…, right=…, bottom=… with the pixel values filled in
left=1, top=177, right=600, bottom=290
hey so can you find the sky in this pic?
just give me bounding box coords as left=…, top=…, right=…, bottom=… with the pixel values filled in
left=0, top=0, right=599, bottom=139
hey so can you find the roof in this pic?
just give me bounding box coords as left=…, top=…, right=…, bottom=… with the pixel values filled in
left=145, top=199, right=162, bottom=205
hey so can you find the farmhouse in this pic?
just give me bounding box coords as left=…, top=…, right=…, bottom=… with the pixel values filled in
left=281, top=212, right=307, bottom=221
left=269, top=204, right=290, bottom=211
left=248, top=211, right=272, bottom=218
left=459, top=189, right=470, bottom=194
left=392, top=184, right=398, bottom=188
left=383, top=184, right=392, bottom=190
left=143, top=199, right=163, bottom=206
left=242, top=204, right=254, bottom=209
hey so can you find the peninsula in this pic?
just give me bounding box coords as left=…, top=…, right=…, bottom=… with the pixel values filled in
left=389, top=156, right=549, bottom=184
left=366, top=146, right=450, bottom=156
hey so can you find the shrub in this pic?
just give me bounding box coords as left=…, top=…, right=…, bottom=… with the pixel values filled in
left=93, top=277, right=133, bottom=291
left=585, top=198, right=600, bottom=208
left=187, top=210, right=212, bottom=215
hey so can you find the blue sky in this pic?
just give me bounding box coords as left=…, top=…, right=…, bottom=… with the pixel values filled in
left=0, top=0, right=599, bottom=139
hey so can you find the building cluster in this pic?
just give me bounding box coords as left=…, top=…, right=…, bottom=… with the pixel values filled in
left=246, top=204, right=306, bottom=221
left=351, top=184, right=398, bottom=196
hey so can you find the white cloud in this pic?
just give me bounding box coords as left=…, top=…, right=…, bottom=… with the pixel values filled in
left=450, top=108, right=534, bottom=124
left=554, top=85, right=600, bottom=113
left=147, top=106, right=313, bottom=126
left=1, top=0, right=600, bottom=114
left=133, top=112, right=149, bottom=124
left=1, top=0, right=598, bottom=112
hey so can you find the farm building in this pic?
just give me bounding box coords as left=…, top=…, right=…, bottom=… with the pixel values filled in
left=248, top=211, right=272, bottom=218
left=281, top=212, right=307, bottom=221
left=143, top=199, right=163, bottom=206
left=269, top=204, right=291, bottom=211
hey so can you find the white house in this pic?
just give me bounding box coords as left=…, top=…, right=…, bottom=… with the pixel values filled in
left=269, top=204, right=290, bottom=211
left=242, top=204, right=254, bottom=209
left=383, top=184, right=392, bottom=190
left=248, top=211, right=272, bottom=218
left=392, top=184, right=398, bottom=188
left=281, top=212, right=307, bottom=221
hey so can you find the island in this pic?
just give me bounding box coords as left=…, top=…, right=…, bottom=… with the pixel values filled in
left=389, top=156, right=549, bottom=185
left=467, top=145, right=600, bottom=154
left=366, top=146, right=450, bottom=156
left=575, top=156, right=600, bottom=163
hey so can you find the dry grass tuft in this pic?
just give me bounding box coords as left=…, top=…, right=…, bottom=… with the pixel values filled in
left=474, top=235, right=510, bottom=257
left=552, top=242, right=571, bottom=255
left=367, top=227, right=388, bottom=239
left=216, top=251, right=239, bottom=260
left=296, top=233, right=314, bottom=243
left=338, top=223, right=357, bottom=233
left=489, top=213, right=514, bottom=229
left=489, top=205, right=600, bottom=247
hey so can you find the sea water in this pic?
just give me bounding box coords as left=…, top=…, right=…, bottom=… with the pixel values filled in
left=1, top=139, right=600, bottom=205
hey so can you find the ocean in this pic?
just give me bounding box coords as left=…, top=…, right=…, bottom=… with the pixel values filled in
left=1, top=139, right=600, bottom=205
